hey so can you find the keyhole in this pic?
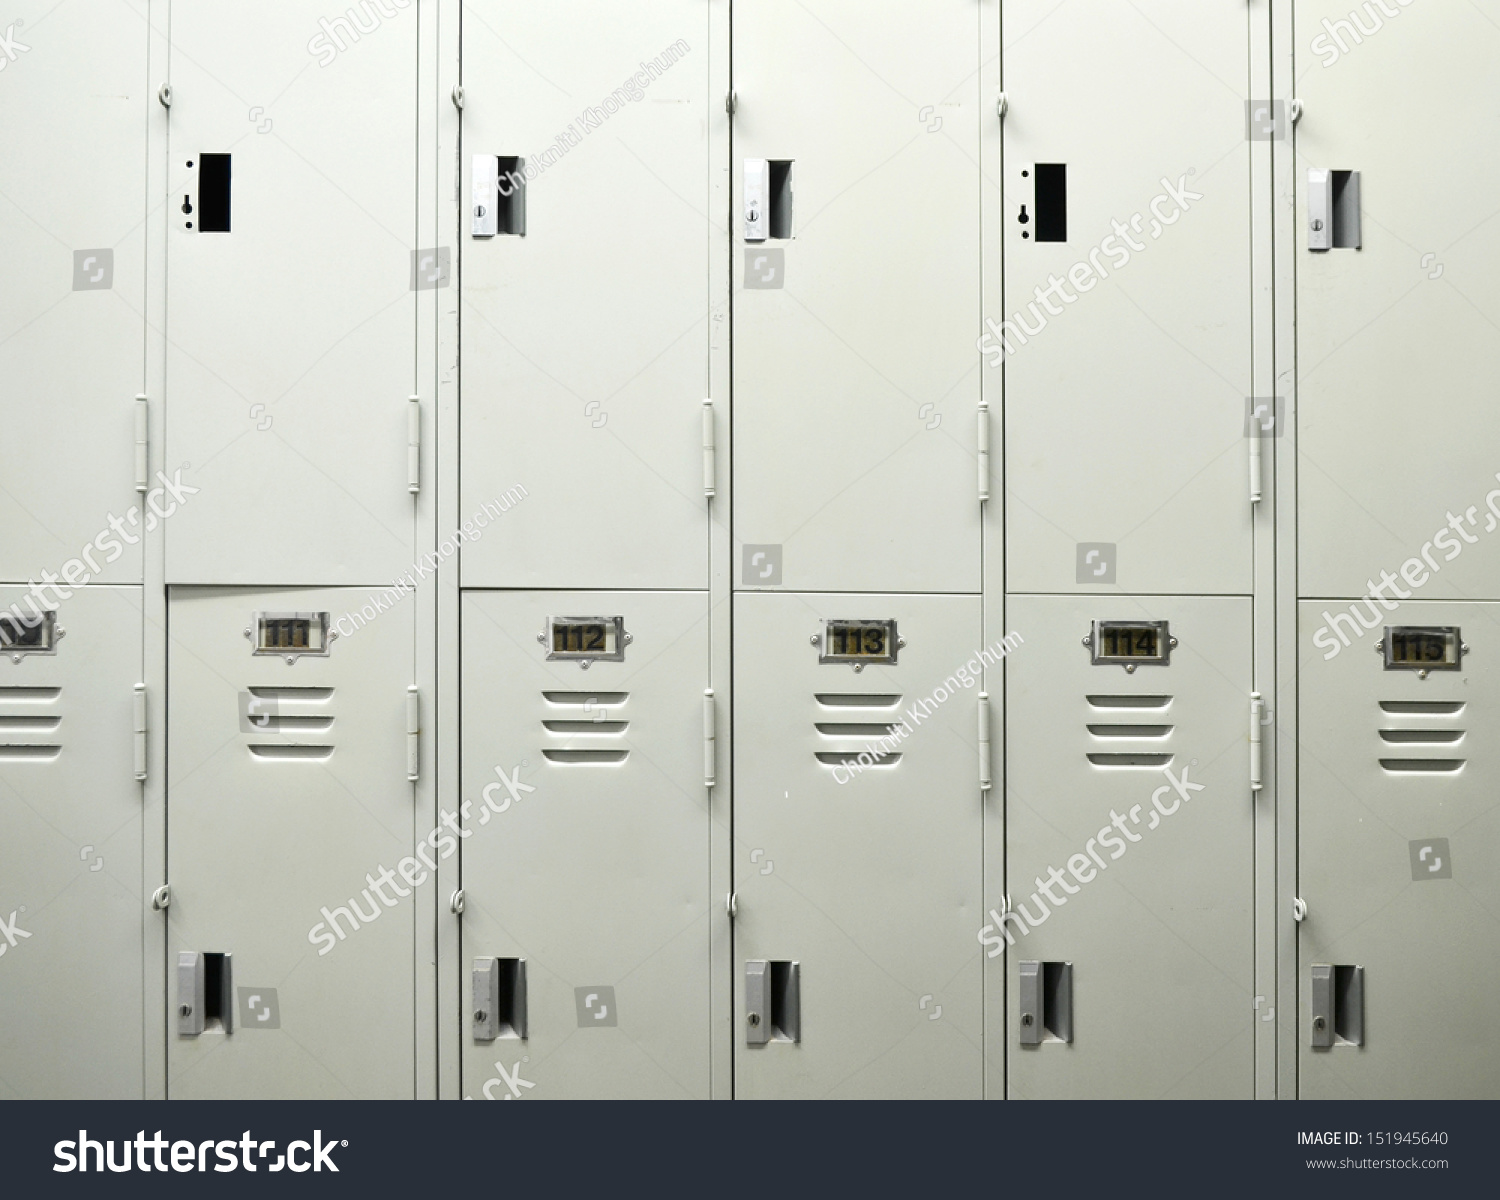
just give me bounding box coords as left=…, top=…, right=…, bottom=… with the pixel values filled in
left=181, top=194, right=193, bottom=215
left=1017, top=203, right=1029, bottom=225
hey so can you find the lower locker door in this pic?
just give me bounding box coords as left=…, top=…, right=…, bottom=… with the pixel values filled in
left=167, top=588, right=416, bottom=1098
left=1005, top=595, right=1253, bottom=1098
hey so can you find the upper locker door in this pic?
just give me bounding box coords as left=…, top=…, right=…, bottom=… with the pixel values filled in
left=1005, top=596, right=1254, bottom=1098
left=0, top=2, right=145, bottom=584
left=167, top=589, right=416, bottom=1098
left=461, top=592, right=712, bottom=1098
left=1003, top=2, right=1253, bottom=595
left=1299, top=601, right=1500, bottom=1098
left=0, top=587, right=143, bottom=1098
left=164, top=3, right=417, bottom=585
left=734, top=593, right=985, bottom=1098
left=732, top=2, right=982, bottom=594
left=1296, top=3, right=1500, bottom=600
left=460, top=2, right=713, bottom=589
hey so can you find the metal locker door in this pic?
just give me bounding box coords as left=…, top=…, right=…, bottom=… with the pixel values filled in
left=460, top=591, right=712, bottom=1099
left=734, top=593, right=985, bottom=1098
left=1004, top=596, right=1253, bottom=1099
left=1297, top=4, right=1500, bottom=600
left=167, top=588, right=416, bottom=1098
left=1299, top=600, right=1500, bottom=1098
left=1002, top=1, right=1253, bottom=594
left=163, top=3, right=417, bottom=585
left=0, top=4, right=146, bottom=584
left=732, top=2, right=982, bottom=593
left=0, top=586, right=143, bottom=1098
left=460, top=2, right=714, bottom=590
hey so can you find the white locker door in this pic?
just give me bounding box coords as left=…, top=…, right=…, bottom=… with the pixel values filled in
left=734, top=593, right=984, bottom=1098
left=1299, top=601, right=1500, bottom=1098
left=1003, top=2, right=1253, bottom=594
left=0, top=586, right=143, bottom=1098
left=0, top=4, right=145, bottom=584
left=164, top=3, right=417, bottom=585
left=460, top=2, right=714, bottom=589
left=167, top=588, right=415, bottom=1098
left=1005, top=596, right=1253, bottom=1098
left=732, top=2, right=982, bottom=593
left=460, top=591, right=712, bottom=1098
left=1297, top=3, right=1500, bottom=601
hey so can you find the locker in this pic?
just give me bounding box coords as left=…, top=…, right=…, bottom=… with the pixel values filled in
left=166, top=588, right=417, bottom=1098
left=734, top=593, right=985, bottom=1098
left=0, top=3, right=146, bottom=585
left=0, top=586, right=143, bottom=1098
left=1002, top=0, right=1253, bottom=594
left=1296, top=1, right=1500, bottom=600
left=459, top=1, right=716, bottom=589
left=1004, top=595, right=1254, bottom=1098
left=732, top=1, right=983, bottom=593
left=460, top=591, right=713, bottom=1098
left=163, top=2, right=418, bottom=585
left=1298, top=600, right=1500, bottom=1098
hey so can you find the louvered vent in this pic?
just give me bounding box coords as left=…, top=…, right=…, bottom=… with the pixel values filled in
left=1378, top=699, right=1466, bottom=773
left=814, top=693, right=903, bottom=769
left=541, top=691, right=629, bottom=765
left=0, top=686, right=61, bottom=761
left=245, top=686, right=334, bottom=761
left=1085, top=694, right=1174, bottom=768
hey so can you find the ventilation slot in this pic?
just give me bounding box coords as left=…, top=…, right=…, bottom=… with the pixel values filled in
left=1087, top=724, right=1171, bottom=739
left=0, top=716, right=61, bottom=732
left=248, top=686, right=333, bottom=702
left=541, top=749, right=629, bottom=765
left=543, top=691, right=629, bottom=705
left=542, top=720, right=629, bottom=734
left=1378, top=729, right=1463, bottom=745
left=255, top=715, right=335, bottom=733
left=815, top=694, right=902, bottom=709
left=0, top=686, right=61, bottom=702
left=1379, top=700, right=1465, bottom=716
left=815, top=722, right=898, bottom=737
left=1380, top=758, right=1464, bottom=774
left=248, top=745, right=334, bottom=761
left=0, top=746, right=61, bottom=761
left=1087, top=752, right=1173, bottom=768
left=1087, top=695, right=1171, bottom=710
left=815, top=751, right=901, bottom=768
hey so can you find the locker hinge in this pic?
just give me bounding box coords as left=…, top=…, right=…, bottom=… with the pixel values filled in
left=406, top=685, right=420, bottom=782
left=133, top=683, right=148, bottom=782
left=996, top=92, right=1008, bottom=120
left=407, top=396, right=421, bottom=494
left=726, top=91, right=737, bottom=116
left=978, top=691, right=993, bottom=791
left=704, top=688, right=717, bottom=788
left=1248, top=433, right=1262, bottom=504
left=1249, top=691, right=1264, bottom=792
left=726, top=892, right=737, bottom=918
left=977, top=401, right=991, bottom=503
left=151, top=885, right=170, bottom=911
left=449, top=889, right=465, bottom=915
left=702, top=399, right=716, bottom=498
left=134, top=394, right=149, bottom=494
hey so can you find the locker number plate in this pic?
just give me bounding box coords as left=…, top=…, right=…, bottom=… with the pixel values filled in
left=817, top=619, right=900, bottom=666
left=250, top=612, right=331, bottom=658
left=1086, top=620, right=1174, bottom=668
left=544, top=616, right=628, bottom=663
left=0, top=610, right=57, bottom=657
left=1381, top=626, right=1463, bottom=671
